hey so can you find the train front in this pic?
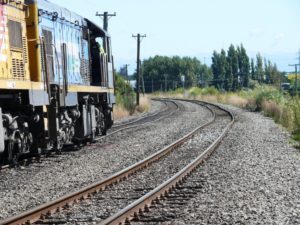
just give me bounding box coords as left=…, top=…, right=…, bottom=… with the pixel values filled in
left=0, top=0, right=116, bottom=163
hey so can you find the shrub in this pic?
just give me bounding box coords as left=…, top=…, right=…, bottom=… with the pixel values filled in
left=189, top=87, right=202, bottom=98
left=250, top=86, right=284, bottom=111
left=289, top=98, right=300, bottom=132
left=115, top=74, right=136, bottom=114
left=201, top=87, right=219, bottom=96
left=249, top=79, right=260, bottom=89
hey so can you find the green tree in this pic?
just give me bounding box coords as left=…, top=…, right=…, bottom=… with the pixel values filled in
left=251, top=58, right=256, bottom=80
left=219, top=49, right=227, bottom=90
left=142, top=55, right=211, bottom=92
left=211, top=51, right=221, bottom=89
left=199, top=64, right=213, bottom=87
left=255, top=53, right=264, bottom=84
left=264, top=58, right=271, bottom=84
left=227, top=44, right=239, bottom=91
left=237, top=44, right=250, bottom=88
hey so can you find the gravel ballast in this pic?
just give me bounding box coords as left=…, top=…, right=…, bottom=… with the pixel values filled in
left=41, top=105, right=232, bottom=224
left=132, top=105, right=300, bottom=225
left=2, top=101, right=299, bottom=224
left=0, top=100, right=211, bottom=220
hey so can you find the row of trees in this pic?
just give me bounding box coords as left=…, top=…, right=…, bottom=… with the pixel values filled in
left=251, top=54, right=284, bottom=85
left=128, top=44, right=285, bottom=93
left=142, top=56, right=211, bottom=92
left=211, top=44, right=284, bottom=91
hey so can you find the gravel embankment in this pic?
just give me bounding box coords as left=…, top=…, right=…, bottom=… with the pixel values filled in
left=0, top=100, right=211, bottom=220
left=42, top=106, right=232, bottom=224
left=132, top=105, right=300, bottom=225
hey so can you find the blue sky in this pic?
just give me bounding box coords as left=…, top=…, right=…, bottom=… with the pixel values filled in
left=51, top=0, right=299, bottom=73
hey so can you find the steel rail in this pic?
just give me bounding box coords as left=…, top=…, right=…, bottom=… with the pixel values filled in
left=0, top=100, right=215, bottom=225
left=99, top=101, right=235, bottom=225
left=95, top=99, right=180, bottom=141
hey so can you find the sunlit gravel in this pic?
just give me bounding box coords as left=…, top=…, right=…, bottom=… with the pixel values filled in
left=132, top=105, right=300, bottom=225
left=0, top=100, right=210, bottom=220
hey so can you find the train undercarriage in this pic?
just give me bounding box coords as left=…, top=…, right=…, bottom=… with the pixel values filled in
left=0, top=88, right=113, bottom=165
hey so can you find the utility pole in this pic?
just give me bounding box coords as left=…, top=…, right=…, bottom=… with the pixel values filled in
left=124, top=64, right=129, bottom=83
left=288, top=50, right=300, bottom=95
left=132, top=33, right=146, bottom=105
left=140, top=60, right=145, bottom=95
left=95, top=12, right=116, bottom=31
left=289, top=64, right=299, bottom=95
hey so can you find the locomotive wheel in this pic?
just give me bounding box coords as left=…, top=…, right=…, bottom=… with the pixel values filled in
left=55, top=142, right=63, bottom=155
left=87, top=130, right=96, bottom=144
left=95, top=108, right=107, bottom=136
left=101, top=127, right=107, bottom=136
left=7, top=139, right=21, bottom=166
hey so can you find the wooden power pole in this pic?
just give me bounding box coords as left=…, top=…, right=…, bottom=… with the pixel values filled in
left=132, top=33, right=146, bottom=105
left=95, top=12, right=116, bottom=31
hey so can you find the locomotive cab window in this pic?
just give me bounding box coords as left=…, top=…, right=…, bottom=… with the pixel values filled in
left=8, top=20, right=23, bottom=50
left=95, top=37, right=105, bottom=54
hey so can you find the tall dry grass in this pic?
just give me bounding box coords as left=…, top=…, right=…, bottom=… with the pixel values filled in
left=113, top=105, right=130, bottom=120
left=225, top=95, right=249, bottom=108
left=196, top=95, right=218, bottom=103
left=114, top=95, right=151, bottom=120
left=136, top=95, right=151, bottom=113
left=261, top=100, right=283, bottom=123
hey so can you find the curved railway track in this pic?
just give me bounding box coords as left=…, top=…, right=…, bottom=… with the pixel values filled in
left=0, top=99, right=234, bottom=225
left=95, top=99, right=180, bottom=141
left=110, top=99, right=169, bottom=129
left=0, top=99, right=178, bottom=171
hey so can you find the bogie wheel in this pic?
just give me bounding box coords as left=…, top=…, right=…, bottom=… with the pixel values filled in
left=7, top=140, right=20, bottom=166
left=101, top=127, right=107, bottom=136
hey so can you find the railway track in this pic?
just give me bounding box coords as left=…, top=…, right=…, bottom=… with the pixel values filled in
left=110, top=99, right=169, bottom=129
left=0, top=99, right=177, bottom=171
left=0, top=99, right=234, bottom=225
left=95, top=99, right=180, bottom=141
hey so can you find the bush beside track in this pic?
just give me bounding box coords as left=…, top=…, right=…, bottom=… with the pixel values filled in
left=114, top=74, right=150, bottom=119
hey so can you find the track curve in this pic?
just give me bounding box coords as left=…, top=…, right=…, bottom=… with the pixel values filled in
left=0, top=99, right=233, bottom=225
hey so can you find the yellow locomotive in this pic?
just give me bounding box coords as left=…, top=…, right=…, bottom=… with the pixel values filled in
left=0, top=0, right=115, bottom=163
